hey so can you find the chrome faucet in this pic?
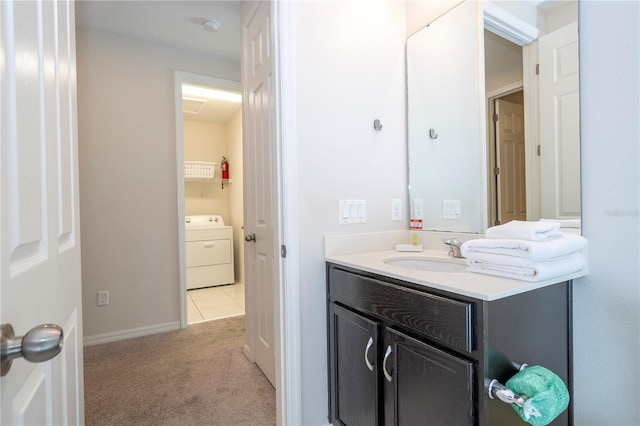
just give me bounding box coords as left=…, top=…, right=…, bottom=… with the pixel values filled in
left=443, top=238, right=464, bottom=258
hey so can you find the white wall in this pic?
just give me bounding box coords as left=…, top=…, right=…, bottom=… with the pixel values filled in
left=484, top=30, right=523, bottom=93
left=183, top=120, right=231, bottom=220
left=405, top=0, right=460, bottom=36
left=544, top=1, right=578, bottom=34
left=76, top=28, right=240, bottom=338
left=292, top=1, right=408, bottom=423
left=575, top=2, right=639, bottom=424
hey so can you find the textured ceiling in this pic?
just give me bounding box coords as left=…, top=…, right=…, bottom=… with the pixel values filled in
left=182, top=95, right=242, bottom=124
left=75, top=0, right=242, bottom=64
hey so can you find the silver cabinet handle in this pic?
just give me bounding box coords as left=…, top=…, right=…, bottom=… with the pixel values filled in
left=383, top=345, right=393, bottom=382
left=244, top=233, right=256, bottom=242
left=1, top=324, right=63, bottom=376
left=364, top=337, right=374, bottom=371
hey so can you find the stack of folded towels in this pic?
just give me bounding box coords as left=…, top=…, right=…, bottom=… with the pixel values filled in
left=460, top=220, right=587, bottom=282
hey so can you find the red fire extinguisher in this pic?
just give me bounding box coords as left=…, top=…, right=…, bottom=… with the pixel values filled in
left=221, top=156, right=229, bottom=180
left=221, top=156, right=229, bottom=189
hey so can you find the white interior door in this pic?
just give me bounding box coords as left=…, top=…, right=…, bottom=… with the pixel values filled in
left=1, top=1, right=84, bottom=424
left=242, top=1, right=277, bottom=387
left=495, top=99, right=527, bottom=224
left=539, top=22, right=580, bottom=220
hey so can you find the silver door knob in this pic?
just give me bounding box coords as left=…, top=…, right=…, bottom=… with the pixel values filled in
left=1, top=323, right=63, bottom=376
left=244, top=233, right=256, bottom=242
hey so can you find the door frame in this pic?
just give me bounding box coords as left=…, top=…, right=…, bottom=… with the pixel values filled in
left=522, top=41, right=541, bottom=223
left=272, top=1, right=302, bottom=424
left=486, top=82, right=523, bottom=226
left=172, top=71, right=241, bottom=329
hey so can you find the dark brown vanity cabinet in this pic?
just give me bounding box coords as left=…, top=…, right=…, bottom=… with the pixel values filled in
left=382, top=327, right=474, bottom=425
left=328, top=290, right=474, bottom=426
left=329, top=304, right=380, bottom=426
left=327, top=263, right=572, bottom=426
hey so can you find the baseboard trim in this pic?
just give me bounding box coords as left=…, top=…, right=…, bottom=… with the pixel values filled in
left=83, top=321, right=181, bottom=346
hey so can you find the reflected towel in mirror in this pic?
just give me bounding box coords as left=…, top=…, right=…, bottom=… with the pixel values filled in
left=539, top=218, right=581, bottom=229
left=486, top=220, right=562, bottom=241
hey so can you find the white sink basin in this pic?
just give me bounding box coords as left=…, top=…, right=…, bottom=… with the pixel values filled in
left=384, top=257, right=466, bottom=273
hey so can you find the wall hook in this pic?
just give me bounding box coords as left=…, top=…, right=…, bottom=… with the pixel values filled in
left=429, top=128, right=438, bottom=139
left=373, top=119, right=383, bottom=131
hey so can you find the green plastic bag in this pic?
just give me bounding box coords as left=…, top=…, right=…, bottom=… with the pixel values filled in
left=505, top=365, right=570, bottom=426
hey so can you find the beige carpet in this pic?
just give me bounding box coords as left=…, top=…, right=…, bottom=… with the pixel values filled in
left=83, top=316, right=275, bottom=426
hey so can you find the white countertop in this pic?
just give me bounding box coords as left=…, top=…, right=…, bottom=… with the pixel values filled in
left=326, top=248, right=586, bottom=301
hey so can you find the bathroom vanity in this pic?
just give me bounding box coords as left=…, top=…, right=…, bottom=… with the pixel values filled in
left=326, top=246, right=578, bottom=426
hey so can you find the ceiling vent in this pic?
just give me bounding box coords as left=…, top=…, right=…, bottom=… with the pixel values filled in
left=182, top=97, right=207, bottom=114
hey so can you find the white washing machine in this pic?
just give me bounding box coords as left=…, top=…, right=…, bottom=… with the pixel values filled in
left=185, top=215, right=234, bottom=289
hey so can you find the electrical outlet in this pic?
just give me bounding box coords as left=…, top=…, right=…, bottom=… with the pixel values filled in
left=98, top=291, right=109, bottom=306
left=413, top=198, right=424, bottom=219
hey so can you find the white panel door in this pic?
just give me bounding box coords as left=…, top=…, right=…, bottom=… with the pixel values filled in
left=539, top=22, right=580, bottom=219
left=496, top=99, right=527, bottom=224
left=242, top=1, right=277, bottom=387
left=1, top=1, right=84, bottom=424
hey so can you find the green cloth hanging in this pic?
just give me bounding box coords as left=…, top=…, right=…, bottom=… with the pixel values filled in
left=505, top=365, right=570, bottom=426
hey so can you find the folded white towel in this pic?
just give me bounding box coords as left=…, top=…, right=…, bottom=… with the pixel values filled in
left=466, top=252, right=586, bottom=282
left=486, top=220, right=562, bottom=241
left=560, top=228, right=581, bottom=235
left=539, top=218, right=581, bottom=229
left=461, top=233, right=587, bottom=261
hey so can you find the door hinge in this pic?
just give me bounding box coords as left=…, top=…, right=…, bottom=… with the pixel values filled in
left=536, top=63, right=540, bottom=75
left=280, top=244, right=287, bottom=259
left=494, top=167, right=500, bottom=175
left=493, top=114, right=498, bottom=122
left=537, top=145, right=541, bottom=156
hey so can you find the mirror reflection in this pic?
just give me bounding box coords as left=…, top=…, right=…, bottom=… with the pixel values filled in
left=407, top=1, right=580, bottom=234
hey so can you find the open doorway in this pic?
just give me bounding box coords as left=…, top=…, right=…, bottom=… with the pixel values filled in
left=489, top=89, right=526, bottom=226
left=173, top=72, right=244, bottom=328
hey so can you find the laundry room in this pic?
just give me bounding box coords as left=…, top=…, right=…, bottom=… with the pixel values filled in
left=181, top=80, right=245, bottom=324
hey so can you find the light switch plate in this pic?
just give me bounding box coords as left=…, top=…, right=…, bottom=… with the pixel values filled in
left=442, top=199, right=461, bottom=219
left=338, top=200, right=367, bottom=224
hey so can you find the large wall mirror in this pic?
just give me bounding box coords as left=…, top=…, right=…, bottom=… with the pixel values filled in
left=407, top=0, right=580, bottom=234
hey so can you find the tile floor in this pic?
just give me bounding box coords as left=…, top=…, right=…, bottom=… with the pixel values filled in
left=187, top=282, right=245, bottom=324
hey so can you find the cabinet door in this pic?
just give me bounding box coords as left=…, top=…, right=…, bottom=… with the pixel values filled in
left=383, top=328, right=474, bottom=426
left=329, top=303, right=380, bottom=426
